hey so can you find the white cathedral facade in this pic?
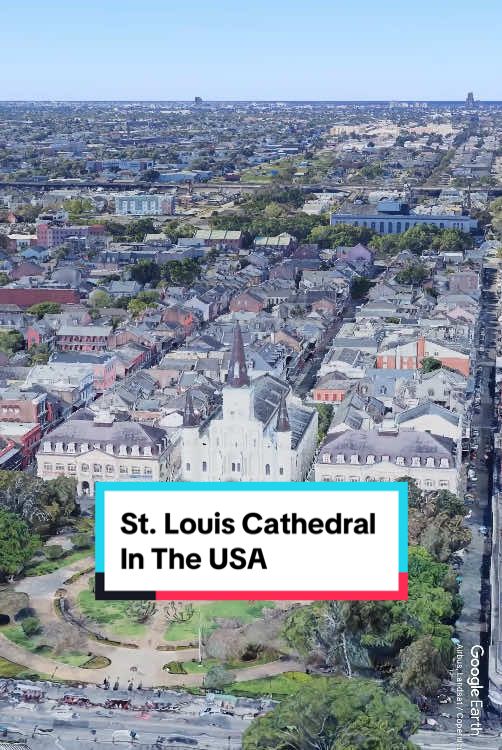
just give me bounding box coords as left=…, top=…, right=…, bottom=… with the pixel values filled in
left=180, top=324, right=318, bottom=482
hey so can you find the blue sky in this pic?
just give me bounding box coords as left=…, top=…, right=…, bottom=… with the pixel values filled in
left=1, top=0, right=501, bottom=100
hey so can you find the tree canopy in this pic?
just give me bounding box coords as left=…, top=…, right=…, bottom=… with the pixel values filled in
left=0, top=330, right=24, bottom=356
left=27, top=301, right=62, bottom=318
left=243, top=676, right=420, bottom=750
left=0, top=472, right=77, bottom=534
left=283, top=547, right=457, bottom=695
left=0, top=509, right=40, bottom=581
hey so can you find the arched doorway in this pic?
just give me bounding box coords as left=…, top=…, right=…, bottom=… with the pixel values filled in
left=81, top=481, right=90, bottom=496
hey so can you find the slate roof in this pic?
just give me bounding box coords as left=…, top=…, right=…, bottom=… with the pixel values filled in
left=320, top=428, right=455, bottom=467
left=395, top=400, right=460, bottom=426
left=41, top=408, right=168, bottom=454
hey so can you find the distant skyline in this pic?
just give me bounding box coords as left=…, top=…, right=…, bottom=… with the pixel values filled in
left=1, top=0, right=500, bottom=101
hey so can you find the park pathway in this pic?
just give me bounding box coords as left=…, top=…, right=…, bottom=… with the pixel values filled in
left=2, top=561, right=303, bottom=687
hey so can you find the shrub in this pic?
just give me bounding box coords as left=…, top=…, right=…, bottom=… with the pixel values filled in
left=44, top=544, right=65, bottom=560
left=164, top=661, right=187, bottom=674
left=21, top=616, right=41, bottom=637
left=71, top=533, right=93, bottom=550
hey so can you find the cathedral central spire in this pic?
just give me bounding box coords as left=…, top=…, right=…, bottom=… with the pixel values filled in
left=227, top=322, right=249, bottom=388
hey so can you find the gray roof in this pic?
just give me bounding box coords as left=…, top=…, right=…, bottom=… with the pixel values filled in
left=251, top=374, right=315, bottom=449
left=41, top=408, right=168, bottom=454
left=320, top=427, right=455, bottom=467
left=395, top=400, right=459, bottom=427
left=362, top=368, right=416, bottom=398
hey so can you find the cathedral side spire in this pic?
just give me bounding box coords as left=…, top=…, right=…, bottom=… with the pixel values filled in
left=276, top=391, right=291, bottom=432
left=227, top=322, right=249, bottom=387
left=183, top=389, right=198, bottom=426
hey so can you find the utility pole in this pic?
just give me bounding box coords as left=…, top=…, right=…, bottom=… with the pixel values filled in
left=198, top=609, right=202, bottom=664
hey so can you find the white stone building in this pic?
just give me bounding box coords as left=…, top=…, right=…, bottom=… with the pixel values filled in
left=36, top=409, right=179, bottom=496
left=314, top=425, right=459, bottom=492
left=181, top=324, right=318, bottom=482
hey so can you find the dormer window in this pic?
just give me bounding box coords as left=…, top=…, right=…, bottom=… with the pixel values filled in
left=131, top=445, right=140, bottom=456
left=366, top=454, right=375, bottom=464
left=322, top=452, right=331, bottom=463
left=106, top=443, right=114, bottom=454
left=350, top=454, right=359, bottom=464
left=440, top=458, right=449, bottom=468
left=411, top=456, right=420, bottom=467
left=336, top=454, right=345, bottom=464
left=143, top=446, right=152, bottom=457
left=119, top=445, right=128, bottom=456
left=55, top=442, right=63, bottom=452
left=426, top=457, right=435, bottom=467
left=80, top=443, right=89, bottom=452
left=396, top=456, right=405, bottom=466
left=381, top=455, right=390, bottom=462
left=67, top=443, right=75, bottom=453
left=43, top=442, right=52, bottom=453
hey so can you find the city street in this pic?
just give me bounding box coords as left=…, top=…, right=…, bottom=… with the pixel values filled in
left=0, top=694, right=253, bottom=748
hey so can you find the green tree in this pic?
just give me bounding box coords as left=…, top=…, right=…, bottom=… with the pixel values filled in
left=125, top=218, right=156, bottom=241
left=27, top=302, right=61, bottom=319
left=204, top=665, right=233, bottom=691
left=284, top=547, right=457, bottom=687
left=0, top=472, right=77, bottom=533
left=128, top=298, right=150, bottom=317
left=129, top=260, right=160, bottom=285
left=421, top=356, right=442, bottom=373
left=243, top=677, right=420, bottom=750
left=21, top=616, right=42, bottom=637
left=0, top=330, right=24, bottom=356
left=91, top=289, right=112, bottom=308
left=351, top=276, right=372, bottom=299
left=44, top=544, right=65, bottom=560
left=308, top=223, right=374, bottom=248
left=315, top=404, right=333, bottom=443
left=395, top=263, right=428, bottom=286
left=27, top=344, right=50, bottom=365
left=126, top=601, right=157, bottom=623
left=0, top=510, right=40, bottom=581
left=392, top=635, right=451, bottom=697
left=70, top=532, right=93, bottom=550
left=140, top=169, right=160, bottom=183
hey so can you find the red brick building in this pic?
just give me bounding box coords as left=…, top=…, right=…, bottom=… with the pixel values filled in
left=229, top=290, right=266, bottom=314
left=0, top=288, right=80, bottom=308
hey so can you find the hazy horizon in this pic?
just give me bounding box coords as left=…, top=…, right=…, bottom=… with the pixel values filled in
left=1, top=0, right=500, bottom=101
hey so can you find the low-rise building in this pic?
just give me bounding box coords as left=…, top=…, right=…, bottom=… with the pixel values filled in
left=36, top=409, right=178, bottom=496
left=315, top=426, right=459, bottom=492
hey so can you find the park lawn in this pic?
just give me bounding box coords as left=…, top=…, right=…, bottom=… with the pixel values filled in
left=240, top=170, right=273, bottom=183
left=227, top=671, right=314, bottom=699
left=77, top=590, right=146, bottom=638
left=25, top=548, right=92, bottom=576
left=164, top=601, right=275, bottom=643
left=0, top=656, right=29, bottom=678
left=178, top=658, right=219, bottom=674
left=1, top=625, right=90, bottom=667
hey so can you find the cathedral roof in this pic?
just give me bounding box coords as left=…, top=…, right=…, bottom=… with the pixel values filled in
left=252, top=374, right=315, bottom=449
